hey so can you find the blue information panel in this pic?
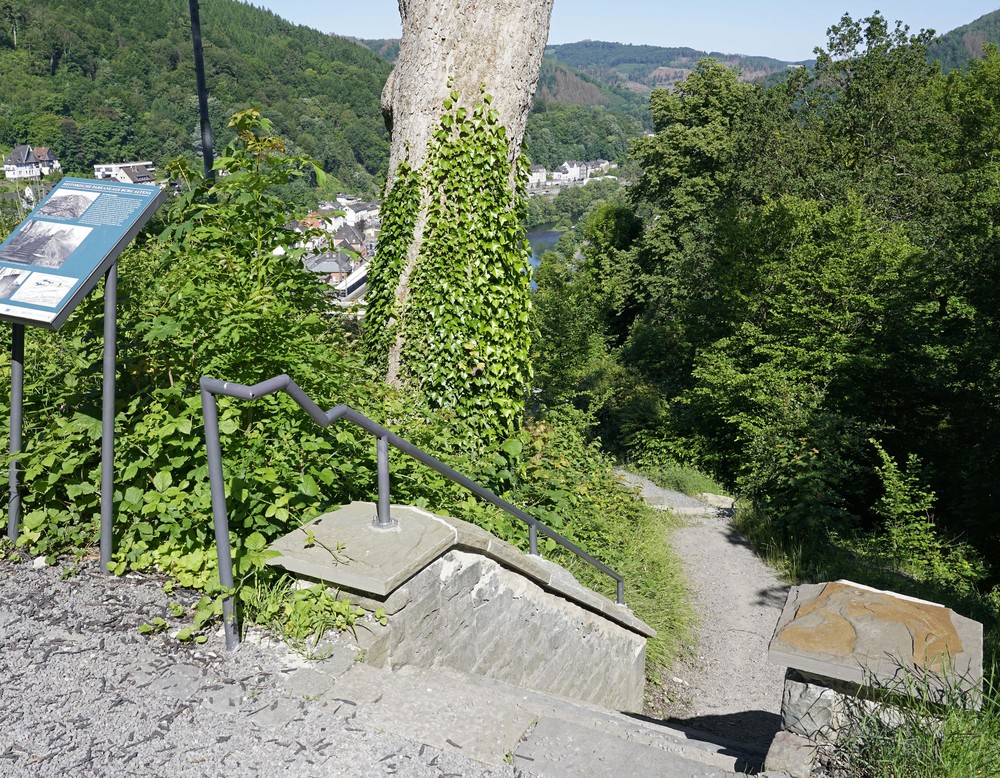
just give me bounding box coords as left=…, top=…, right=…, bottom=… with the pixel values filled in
left=0, top=178, right=166, bottom=329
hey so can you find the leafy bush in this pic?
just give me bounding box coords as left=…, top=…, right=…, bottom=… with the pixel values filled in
left=2, top=112, right=690, bottom=669
left=9, top=110, right=376, bottom=589
left=860, top=441, right=985, bottom=594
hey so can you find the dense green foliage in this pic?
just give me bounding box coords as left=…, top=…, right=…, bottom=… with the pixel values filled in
left=363, top=91, right=532, bottom=437
left=526, top=178, right=624, bottom=230
left=0, top=112, right=689, bottom=662
left=533, top=14, right=1000, bottom=598
left=525, top=103, right=643, bottom=169
left=928, top=8, right=1000, bottom=71
left=0, top=0, right=391, bottom=195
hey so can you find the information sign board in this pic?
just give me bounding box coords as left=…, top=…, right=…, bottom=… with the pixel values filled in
left=0, top=178, right=166, bottom=329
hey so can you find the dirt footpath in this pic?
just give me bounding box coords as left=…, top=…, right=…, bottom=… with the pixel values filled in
left=623, top=472, right=789, bottom=752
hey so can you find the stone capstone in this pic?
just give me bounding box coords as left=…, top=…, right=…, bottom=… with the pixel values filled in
left=769, top=580, right=982, bottom=697
left=267, top=501, right=653, bottom=637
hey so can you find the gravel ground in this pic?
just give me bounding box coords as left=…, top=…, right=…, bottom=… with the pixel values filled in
left=624, top=474, right=790, bottom=753
left=0, top=555, right=521, bottom=778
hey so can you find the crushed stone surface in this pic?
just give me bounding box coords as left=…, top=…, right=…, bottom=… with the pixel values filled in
left=0, top=557, right=522, bottom=777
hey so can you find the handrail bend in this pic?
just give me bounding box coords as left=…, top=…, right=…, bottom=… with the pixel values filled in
left=200, top=374, right=625, bottom=649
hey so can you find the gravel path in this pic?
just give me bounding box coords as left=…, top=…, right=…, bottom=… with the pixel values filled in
left=0, top=556, right=519, bottom=778
left=622, top=473, right=790, bottom=753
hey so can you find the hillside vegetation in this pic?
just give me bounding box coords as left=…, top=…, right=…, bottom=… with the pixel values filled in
left=544, top=40, right=811, bottom=92
left=928, top=8, right=1000, bottom=70
left=0, top=0, right=391, bottom=194
left=535, top=11, right=1000, bottom=618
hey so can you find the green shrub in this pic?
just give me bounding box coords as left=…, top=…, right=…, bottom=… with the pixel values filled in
left=3, top=112, right=689, bottom=669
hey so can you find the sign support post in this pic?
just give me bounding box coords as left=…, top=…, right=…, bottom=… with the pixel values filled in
left=0, top=178, right=164, bottom=563
left=7, top=323, right=23, bottom=542
left=100, top=263, right=117, bottom=572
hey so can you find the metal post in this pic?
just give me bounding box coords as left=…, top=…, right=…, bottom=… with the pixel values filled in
left=617, top=580, right=625, bottom=606
left=7, top=324, right=23, bottom=542
left=373, top=434, right=396, bottom=528
left=202, top=387, right=239, bottom=649
left=99, top=264, right=117, bottom=573
left=529, top=524, right=538, bottom=556
left=189, top=0, right=215, bottom=181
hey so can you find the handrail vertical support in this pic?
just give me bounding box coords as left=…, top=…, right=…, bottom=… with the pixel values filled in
left=201, top=386, right=239, bottom=649
left=374, top=434, right=396, bottom=529
left=617, top=580, right=625, bottom=605
left=529, top=524, right=538, bottom=556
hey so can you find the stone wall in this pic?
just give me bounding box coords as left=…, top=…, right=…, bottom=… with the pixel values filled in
left=352, top=550, right=647, bottom=712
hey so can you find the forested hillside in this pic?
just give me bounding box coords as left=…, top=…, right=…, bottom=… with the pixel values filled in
left=533, top=14, right=1000, bottom=596
left=928, top=8, right=1000, bottom=69
left=0, top=0, right=391, bottom=194
left=359, top=38, right=650, bottom=169
left=544, top=40, right=811, bottom=92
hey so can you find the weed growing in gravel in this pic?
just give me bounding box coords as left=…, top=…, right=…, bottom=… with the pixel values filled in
left=637, top=462, right=727, bottom=499
left=825, top=666, right=1000, bottom=778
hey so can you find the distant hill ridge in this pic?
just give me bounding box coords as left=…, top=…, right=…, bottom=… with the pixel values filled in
left=928, top=8, right=1000, bottom=70
left=543, top=40, right=812, bottom=92
left=360, top=36, right=811, bottom=96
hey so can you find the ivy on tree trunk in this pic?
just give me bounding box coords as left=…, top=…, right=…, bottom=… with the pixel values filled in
left=363, top=0, right=553, bottom=436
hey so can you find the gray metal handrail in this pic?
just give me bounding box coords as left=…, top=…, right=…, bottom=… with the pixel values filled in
left=200, top=374, right=625, bottom=649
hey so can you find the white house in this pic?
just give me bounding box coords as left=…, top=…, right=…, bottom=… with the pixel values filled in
left=587, top=159, right=612, bottom=176
left=3, top=145, right=60, bottom=180
left=32, top=147, right=61, bottom=176
left=344, top=200, right=380, bottom=227
left=552, top=161, right=585, bottom=183
left=94, top=161, right=157, bottom=185
left=528, top=165, right=547, bottom=188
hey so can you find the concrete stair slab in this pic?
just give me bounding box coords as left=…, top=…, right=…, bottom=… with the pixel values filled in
left=319, top=662, right=536, bottom=765
left=514, top=716, right=735, bottom=777
left=296, top=649, right=761, bottom=775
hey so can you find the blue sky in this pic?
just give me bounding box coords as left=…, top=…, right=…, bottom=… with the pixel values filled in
left=255, top=2, right=999, bottom=61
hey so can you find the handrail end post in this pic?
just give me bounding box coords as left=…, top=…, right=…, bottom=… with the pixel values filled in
left=617, top=579, right=625, bottom=606
left=372, top=433, right=397, bottom=529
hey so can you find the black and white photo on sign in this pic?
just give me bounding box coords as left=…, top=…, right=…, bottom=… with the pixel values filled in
left=0, top=268, right=31, bottom=299
left=0, top=219, right=93, bottom=269
left=9, top=272, right=75, bottom=308
left=37, top=190, right=99, bottom=220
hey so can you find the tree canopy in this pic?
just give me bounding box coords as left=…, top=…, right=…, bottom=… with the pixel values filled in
left=533, top=14, right=1000, bottom=591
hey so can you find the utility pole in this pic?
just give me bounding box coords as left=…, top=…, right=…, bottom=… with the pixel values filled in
left=189, top=0, right=215, bottom=181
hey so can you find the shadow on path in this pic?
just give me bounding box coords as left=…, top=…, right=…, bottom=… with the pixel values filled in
left=624, top=709, right=778, bottom=774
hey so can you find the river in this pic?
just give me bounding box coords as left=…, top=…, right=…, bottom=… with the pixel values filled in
left=526, top=228, right=564, bottom=286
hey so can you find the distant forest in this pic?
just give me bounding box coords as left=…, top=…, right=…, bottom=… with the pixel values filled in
left=928, top=8, right=1000, bottom=69
left=2, top=1, right=997, bottom=200
left=0, top=0, right=392, bottom=195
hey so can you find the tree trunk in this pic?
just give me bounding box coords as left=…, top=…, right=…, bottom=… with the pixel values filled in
left=364, top=0, right=552, bottom=434
left=382, top=0, right=553, bottom=190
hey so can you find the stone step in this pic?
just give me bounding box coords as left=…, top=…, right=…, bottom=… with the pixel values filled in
left=287, top=641, right=764, bottom=776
